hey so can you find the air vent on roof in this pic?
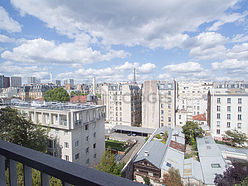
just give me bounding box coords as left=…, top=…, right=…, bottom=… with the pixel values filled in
left=144, top=151, right=149, bottom=157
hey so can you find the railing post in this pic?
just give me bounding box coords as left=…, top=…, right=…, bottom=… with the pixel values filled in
left=0, top=155, right=6, bottom=186
left=24, top=165, right=32, bottom=186
left=9, top=159, right=17, bottom=186
left=41, top=172, right=49, bottom=186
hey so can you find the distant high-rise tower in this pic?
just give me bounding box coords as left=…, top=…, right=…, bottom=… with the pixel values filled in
left=93, top=77, right=96, bottom=95
left=133, top=68, right=136, bottom=84
left=50, top=72, right=53, bottom=83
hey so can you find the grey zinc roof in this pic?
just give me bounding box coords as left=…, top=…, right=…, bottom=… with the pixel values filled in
left=133, top=127, right=172, bottom=168
left=197, top=136, right=227, bottom=185
left=183, top=158, right=204, bottom=183
left=112, top=125, right=155, bottom=134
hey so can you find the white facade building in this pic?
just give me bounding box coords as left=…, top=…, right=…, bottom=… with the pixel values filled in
left=208, top=88, right=248, bottom=140
left=101, top=83, right=141, bottom=127
left=7, top=101, right=106, bottom=167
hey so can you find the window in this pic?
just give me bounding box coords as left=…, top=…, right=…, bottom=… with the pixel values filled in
left=179, top=115, right=181, bottom=119
left=85, top=124, right=88, bottom=130
left=227, top=98, right=231, bottom=103
left=75, top=153, right=79, bottom=160
left=94, top=153, right=96, bottom=158
left=168, top=117, right=171, bottom=122
left=211, top=164, right=221, bottom=168
left=197, top=106, right=200, bottom=110
left=93, top=132, right=96, bottom=138
left=168, top=105, right=171, bottom=109
left=217, top=98, right=221, bottom=103
left=161, top=104, right=164, bottom=108
left=227, top=114, right=231, bottom=120
left=166, top=162, right=171, bottom=167
left=238, top=106, right=242, bottom=112
left=86, top=136, right=89, bottom=141
left=217, top=121, right=220, bottom=127
left=217, top=106, right=220, bottom=111
left=217, top=113, right=220, bottom=119
left=64, top=142, right=69, bottom=148
left=85, top=147, right=89, bottom=154
left=227, top=122, right=230, bottom=128
left=93, top=143, right=96, bottom=149
left=227, top=106, right=231, bottom=112
left=238, top=114, right=242, bottom=121
left=65, top=155, right=69, bottom=161
left=75, top=140, right=79, bottom=147
left=238, top=123, right=242, bottom=129
left=168, top=91, right=171, bottom=95
left=161, top=110, right=164, bottom=114
left=217, top=129, right=220, bottom=134
left=238, top=98, right=242, bottom=104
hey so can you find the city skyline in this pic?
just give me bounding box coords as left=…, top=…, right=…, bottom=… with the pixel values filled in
left=0, top=0, right=248, bottom=84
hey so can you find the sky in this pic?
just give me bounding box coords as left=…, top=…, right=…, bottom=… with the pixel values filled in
left=0, top=0, right=248, bottom=84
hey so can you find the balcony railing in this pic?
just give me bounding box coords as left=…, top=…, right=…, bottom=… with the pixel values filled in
left=0, top=139, right=142, bottom=186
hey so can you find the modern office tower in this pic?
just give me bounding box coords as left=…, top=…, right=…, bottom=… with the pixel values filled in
left=55, top=80, right=61, bottom=86
left=11, top=76, right=22, bottom=87
left=3, top=77, right=10, bottom=88
left=64, top=79, right=74, bottom=87
left=101, top=83, right=142, bottom=126
left=0, top=75, right=4, bottom=88
left=142, top=80, right=176, bottom=129
left=27, top=77, right=40, bottom=84
left=207, top=88, right=248, bottom=140
left=6, top=102, right=106, bottom=167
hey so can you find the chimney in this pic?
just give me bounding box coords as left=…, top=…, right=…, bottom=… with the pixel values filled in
left=144, top=151, right=149, bottom=157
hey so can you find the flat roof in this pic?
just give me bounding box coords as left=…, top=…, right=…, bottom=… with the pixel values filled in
left=112, top=125, right=155, bottom=134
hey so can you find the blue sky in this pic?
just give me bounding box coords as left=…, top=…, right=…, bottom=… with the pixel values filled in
left=0, top=0, right=248, bottom=84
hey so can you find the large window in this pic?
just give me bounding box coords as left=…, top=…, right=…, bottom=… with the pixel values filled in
left=227, top=106, right=231, bottom=112
left=238, top=98, right=242, bottom=104
left=238, top=106, right=242, bottom=112
left=227, top=122, right=230, bottom=128
left=227, top=98, right=231, bottom=103
left=238, top=114, right=242, bottom=121
left=217, top=98, right=221, bottom=103
left=217, top=106, right=220, bottom=111
left=75, top=153, right=80, bottom=160
left=217, top=113, right=220, bottom=119
left=227, top=114, right=231, bottom=120
left=216, top=129, right=220, bottom=134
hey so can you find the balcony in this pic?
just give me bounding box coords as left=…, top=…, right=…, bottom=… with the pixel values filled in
left=0, top=139, right=141, bottom=186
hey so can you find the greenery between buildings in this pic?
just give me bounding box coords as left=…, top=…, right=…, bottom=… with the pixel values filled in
left=222, top=130, right=248, bottom=147
left=142, top=176, right=150, bottom=185
left=70, top=91, right=88, bottom=97
left=182, top=121, right=205, bottom=145
left=43, top=87, right=70, bottom=102
left=96, top=147, right=125, bottom=177
left=154, top=131, right=168, bottom=144
left=162, top=167, right=183, bottom=186
left=105, top=139, right=128, bottom=152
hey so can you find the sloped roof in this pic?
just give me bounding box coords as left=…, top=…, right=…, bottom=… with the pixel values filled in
left=193, top=113, right=206, bottom=121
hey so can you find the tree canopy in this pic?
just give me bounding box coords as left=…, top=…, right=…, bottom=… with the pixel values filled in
left=214, top=163, right=248, bottom=186
left=162, top=167, right=183, bottom=186
left=43, top=87, right=70, bottom=102
left=222, top=130, right=248, bottom=147
left=0, top=107, right=48, bottom=152
left=96, top=147, right=124, bottom=176
left=182, top=121, right=205, bottom=145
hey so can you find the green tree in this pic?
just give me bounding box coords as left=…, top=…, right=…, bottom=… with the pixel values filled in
left=70, top=91, right=76, bottom=97
left=96, top=148, right=125, bottom=176
left=222, top=130, right=248, bottom=147
left=182, top=121, right=205, bottom=145
left=142, top=176, right=150, bottom=185
left=241, top=176, right=248, bottom=185
left=0, top=107, right=48, bottom=152
left=162, top=167, right=183, bottom=186
left=43, top=87, right=70, bottom=102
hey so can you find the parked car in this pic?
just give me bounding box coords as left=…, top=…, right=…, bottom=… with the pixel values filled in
left=132, top=133, right=137, bottom=136
left=127, top=133, right=132, bottom=136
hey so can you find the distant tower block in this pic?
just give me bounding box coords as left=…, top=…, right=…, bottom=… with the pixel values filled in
left=50, top=72, right=53, bottom=83
left=133, top=68, right=136, bottom=84
left=93, top=77, right=96, bottom=95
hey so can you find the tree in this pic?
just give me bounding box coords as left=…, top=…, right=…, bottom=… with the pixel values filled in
left=162, top=167, right=183, bottom=186
left=43, top=87, right=70, bottom=102
left=182, top=121, right=205, bottom=145
left=96, top=148, right=124, bottom=176
left=214, top=163, right=248, bottom=186
left=0, top=107, right=48, bottom=152
left=241, top=176, right=248, bottom=186
left=142, top=176, right=150, bottom=185
left=222, top=130, right=247, bottom=147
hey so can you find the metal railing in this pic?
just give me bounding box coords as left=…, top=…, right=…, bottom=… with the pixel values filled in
left=0, top=139, right=142, bottom=186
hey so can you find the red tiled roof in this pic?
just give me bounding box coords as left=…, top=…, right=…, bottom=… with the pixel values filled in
left=193, top=113, right=206, bottom=121
left=169, top=140, right=185, bottom=152
left=70, top=95, right=87, bottom=103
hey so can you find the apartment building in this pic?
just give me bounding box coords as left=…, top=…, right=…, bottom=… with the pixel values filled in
left=27, top=77, right=40, bottom=84
left=142, top=80, right=176, bottom=129
left=3, top=77, right=10, bottom=88
left=207, top=88, right=248, bottom=140
left=11, top=76, right=22, bottom=87
left=5, top=101, right=105, bottom=167
left=0, top=75, right=4, bottom=89
left=64, top=79, right=74, bottom=87
left=101, top=83, right=142, bottom=127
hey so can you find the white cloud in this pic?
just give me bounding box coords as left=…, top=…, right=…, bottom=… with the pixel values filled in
left=163, top=62, right=203, bottom=73
left=1, top=38, right=129, bottom=64
left=0, top=6, right=21, bottom=32
left=208, top=11, right=248, bottom=31
left=232, top=34, right=248, bottom=43
left=0, top=34, right=15, bottom=43
left=212, top=59, right=248, bottom=70
left=138, top=63, right=156, bottom=74
left=10, top=0, right=238, bottom=49
left=226, top=42, right=248, bottom=60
